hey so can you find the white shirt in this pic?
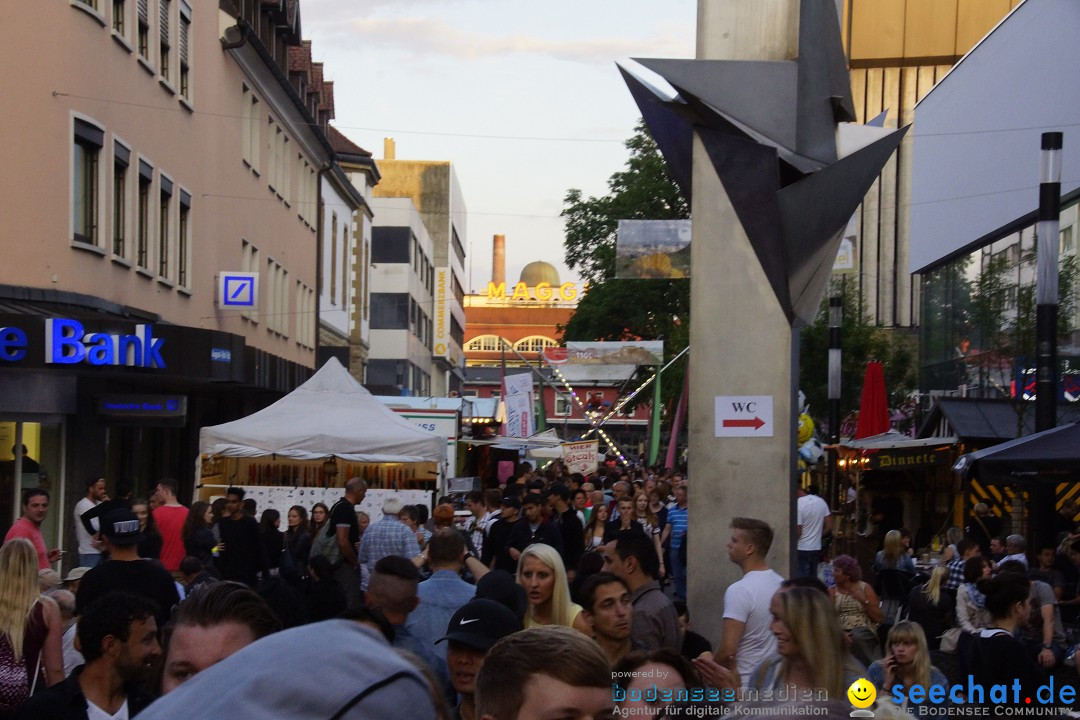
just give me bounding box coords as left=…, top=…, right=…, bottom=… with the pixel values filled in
left=73, top=497, right=100, bottom=555
left=722, top=568, right=785, bottom=682
left=87, top=698, right=129, bottom=720
left=796, top=494, right=831, bottom=551
left=999, top=552, right=1028, bottom=568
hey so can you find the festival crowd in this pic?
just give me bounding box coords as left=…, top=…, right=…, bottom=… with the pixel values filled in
left=0, top=464, right=1077, bottom=719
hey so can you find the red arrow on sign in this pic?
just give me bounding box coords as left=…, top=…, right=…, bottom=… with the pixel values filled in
left=722, top=417, right=765, bottom=431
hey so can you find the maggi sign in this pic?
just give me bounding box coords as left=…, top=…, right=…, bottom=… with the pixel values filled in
left=487, top=281, right=578, bottom=302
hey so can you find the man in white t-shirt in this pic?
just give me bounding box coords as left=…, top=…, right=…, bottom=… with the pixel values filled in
left=716, top=517, right=785, bottom=684
left=74, top=477, right=107, bottom=568
left=795, top=485, right=832, bottom=579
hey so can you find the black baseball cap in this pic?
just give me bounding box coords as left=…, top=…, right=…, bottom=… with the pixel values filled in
left=437, top=599, right=521, bottom=651
left=475, top=570, right=527, bottom=624
left=500, top=495, right=521, bottom=509
left=101, top=508, right=143, bottom=546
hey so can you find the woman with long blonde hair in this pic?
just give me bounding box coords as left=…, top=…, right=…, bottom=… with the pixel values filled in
left=867, top=621, right=948, bottom=712
left=0, top=539, right=63, bottom=698
left=907, top=565, right=955, bottom=651
left=693, top=586, right=862, bottom=698
left=516, top=544, right=589, bottom=634
left=875, top=530, right=915, bottom=574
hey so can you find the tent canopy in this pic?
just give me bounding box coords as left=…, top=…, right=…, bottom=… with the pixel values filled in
left=199, top=358, right=446, bottom=464
left=953, top=422, right=1080, bottom=484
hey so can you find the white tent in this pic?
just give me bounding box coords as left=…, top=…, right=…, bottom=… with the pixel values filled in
left=199, top=358, right=446, bottom=463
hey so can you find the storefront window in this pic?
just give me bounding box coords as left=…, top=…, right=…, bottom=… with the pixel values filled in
left=0, top=422, right=64, bottom=549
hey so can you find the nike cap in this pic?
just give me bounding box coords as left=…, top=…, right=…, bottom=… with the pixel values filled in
left=437, top=598, right=522, bottom=651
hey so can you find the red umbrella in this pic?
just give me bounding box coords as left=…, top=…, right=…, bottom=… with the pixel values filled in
left=854, top=361, right=890, bottom=439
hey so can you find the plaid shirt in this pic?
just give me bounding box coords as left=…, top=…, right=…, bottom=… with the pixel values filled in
left=359, top=515, right=421, bottom=590
left=944, top=556, right=965, bottom=591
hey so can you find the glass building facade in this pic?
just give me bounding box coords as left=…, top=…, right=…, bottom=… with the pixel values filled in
left=920, top=199, right=1080, bottom=402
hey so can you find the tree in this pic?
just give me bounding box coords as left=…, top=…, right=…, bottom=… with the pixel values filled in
left=799, top=279, right=917, bottom=436
left=560, top=121, right=690, bottom=413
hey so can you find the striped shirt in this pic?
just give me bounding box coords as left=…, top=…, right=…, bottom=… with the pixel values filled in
left=668, top=505, right=688, bottom=550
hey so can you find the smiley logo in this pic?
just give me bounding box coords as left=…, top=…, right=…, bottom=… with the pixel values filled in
left=847, top=678, right=876, bottom=709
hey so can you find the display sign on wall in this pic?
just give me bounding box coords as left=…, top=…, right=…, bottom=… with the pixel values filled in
left=434, top=267, right=450, bottom=360
left=218, top=272, right=259, bottom=309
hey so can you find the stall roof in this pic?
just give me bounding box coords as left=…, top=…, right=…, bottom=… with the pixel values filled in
left=199, top=358, right=446, bottom=463
left=836, top=430, right=957, bottom=450
left=953, top=422, right=1080, bottom=484
left=917, top=397, right=1080, bottom=443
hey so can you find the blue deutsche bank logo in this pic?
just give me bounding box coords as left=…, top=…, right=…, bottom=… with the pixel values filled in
left=222, top=275, right=256, bottom=307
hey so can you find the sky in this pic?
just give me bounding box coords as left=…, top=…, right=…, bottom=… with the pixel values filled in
left=300, top=0, right=696, bottom=293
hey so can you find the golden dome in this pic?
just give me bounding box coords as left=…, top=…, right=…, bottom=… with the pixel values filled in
left=519, top=261, right=560, bottom=287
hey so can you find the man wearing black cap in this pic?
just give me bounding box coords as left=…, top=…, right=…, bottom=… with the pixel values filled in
left=438, top=599, right=521, bottom=720
left=75, top=509, right=179, bottom=628
left=505, top=494, right=562, bottom=567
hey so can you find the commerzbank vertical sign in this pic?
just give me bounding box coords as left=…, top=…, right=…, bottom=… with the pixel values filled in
left=433, top=267, right=450, bottom=361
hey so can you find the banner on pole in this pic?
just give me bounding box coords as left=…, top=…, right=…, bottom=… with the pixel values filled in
left=561, top=440, right=599, bottom=475
left=503, top=372, right=533, bottom=396
left=616, top=219, right=691, bottom=279
left=543, top=341, right=663, bottom=366
left=504, top=394, right=535, bottom=438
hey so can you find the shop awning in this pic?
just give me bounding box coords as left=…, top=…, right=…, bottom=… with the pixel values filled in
left=917, top=397, right=1080, bottom=443
left=953, top=421, right=1080, bottom=484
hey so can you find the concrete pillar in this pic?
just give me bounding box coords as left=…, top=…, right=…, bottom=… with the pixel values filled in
left=688, top=0, right=800, bottom=648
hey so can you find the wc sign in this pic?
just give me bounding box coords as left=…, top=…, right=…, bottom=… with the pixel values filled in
left=218, top=272, right=259, bottom=309
left=714, top=395, right=774, bottom=437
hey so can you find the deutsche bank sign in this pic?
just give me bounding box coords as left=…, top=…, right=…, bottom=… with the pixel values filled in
left=0, top=319, right=166, bottom=368
left=219, top=272, right=258, bottom=309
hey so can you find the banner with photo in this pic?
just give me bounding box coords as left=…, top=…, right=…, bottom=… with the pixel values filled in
left=561, top=440, right=599, bottom=475
left=543, top=341, right=663, bottom=367
left=503, top=393, right=535, bottom=438
left=615, top=219, right=691, bottom=279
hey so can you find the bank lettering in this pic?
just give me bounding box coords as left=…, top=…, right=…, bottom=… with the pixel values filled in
left=44, top=318, right=166, bottom=368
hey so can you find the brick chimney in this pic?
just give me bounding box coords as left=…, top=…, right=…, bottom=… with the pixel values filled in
left=492, top=234, right=506, bottom=286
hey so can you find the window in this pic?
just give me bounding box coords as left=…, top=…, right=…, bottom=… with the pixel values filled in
left=451, top=226, right=465, bottom=265
left=113, top=142, right=130, bottom=257
left=514, top=336, right=557, bottom=353
left=330, top=212, right=338, bottom=305
left=178, top=190, right=190, bottom=286
left=241, top=86, right=259, bottom=171
left=178, top=1, right=190, bottom=100
left=159, top=0, right=171, bottom=82
left=371, top=293, right=409, bottom=329
left=1062, top=226, right=1075, bottom=255
left=295, top=281, right=314, bottom=349
left=465, top=335, right=504, bottom=352
left=159, top=175, right=172, bottom=279
left=137, top=0, right=149, bottom=58
left=341, top=223, right=349, bottom=307
left=72, top=119, right=103, bottom=246
left=371, top=227, right=412, bottom=263
left=241, top=240, right=260, bottom=322
left=76, top=0, right=98, bottom=9
left=137, top=160, right=151, bottom=268
left=113, top=0, right=125, bottom=35
left=265, top=259, right=288, bottom=336
left=555, top=393, right=573, bottom=416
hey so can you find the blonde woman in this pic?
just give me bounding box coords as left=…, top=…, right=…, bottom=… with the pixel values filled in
left=874, top=530, right=916, bottom=575
left=906, top=565, right=955, bottom=651
left=867, top=622, right=948, bottom=713
left=0, top=539, right=63, bottom=700
left=516, top=544, right=590, bottom=634
left=693, top=586, right=862, bottom=698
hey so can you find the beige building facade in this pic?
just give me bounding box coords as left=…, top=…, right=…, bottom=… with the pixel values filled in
left=0, top=0, right=339, bottom=555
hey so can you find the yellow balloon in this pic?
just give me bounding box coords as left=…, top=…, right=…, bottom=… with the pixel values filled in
left=847, top=678, right=877, bottom=709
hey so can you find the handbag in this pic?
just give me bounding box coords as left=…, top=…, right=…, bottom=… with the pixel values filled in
left=939, top=627, right=963, bottom=654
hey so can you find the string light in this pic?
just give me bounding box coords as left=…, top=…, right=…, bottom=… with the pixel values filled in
left=549, top=366, right=629, bottom=464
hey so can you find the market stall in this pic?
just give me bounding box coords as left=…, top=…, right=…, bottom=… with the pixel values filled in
left=197, top=358, right=447, bottom=515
